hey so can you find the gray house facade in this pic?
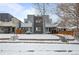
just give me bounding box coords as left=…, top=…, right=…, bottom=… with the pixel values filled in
left=21, top=15, right=54, bottom=34
left=33, top=16, right=43, bottom=34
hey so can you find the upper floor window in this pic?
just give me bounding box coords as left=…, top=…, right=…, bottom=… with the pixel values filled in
left=36, top=19, right=42, bottom=23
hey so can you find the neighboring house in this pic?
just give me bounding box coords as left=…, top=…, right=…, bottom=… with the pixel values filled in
left=0, top=13, right=21, bottom=33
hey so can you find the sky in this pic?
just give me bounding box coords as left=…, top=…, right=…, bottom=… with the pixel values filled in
left=0, top=3, right=59, bottom=23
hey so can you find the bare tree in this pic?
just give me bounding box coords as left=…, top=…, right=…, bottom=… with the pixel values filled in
left=57, top=3, right=79, bottom=38
left=33, top=3, right=57, bottom=15
left=57, top=3, right=76, bottom=26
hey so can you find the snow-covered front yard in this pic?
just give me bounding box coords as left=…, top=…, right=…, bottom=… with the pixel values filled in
left=0, top=34, right=75, bottom=39
left=0, top=34, right=79, bottom=55
left=0, top=34, right=60, bottom=39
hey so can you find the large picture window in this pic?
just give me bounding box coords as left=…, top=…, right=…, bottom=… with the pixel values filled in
left=36, top=27, right=41, bottom=31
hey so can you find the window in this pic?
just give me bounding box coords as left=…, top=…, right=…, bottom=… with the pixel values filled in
left=36, top=27, right=41, bottom=31
left=36, top=20, right=41, bottom=23
left=46, top=28, right=49, bottom=31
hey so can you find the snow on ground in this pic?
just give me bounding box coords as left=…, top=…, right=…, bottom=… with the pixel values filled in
left=0, top=34, right=75, bottom=39
left=57, top=34, right=75, bottom=39
left=0, top=34, right=60, bottom=39
left=0, top=43, right=79, bottom=55
left=64, top=35, right=74, bottom=39
left=0, top=34, right=78, bottom=43
left=0, top=34, right=15, bottom=38
left=0, top=34, right=79, bottom=55
left=18, top=34, right=60, bottom=39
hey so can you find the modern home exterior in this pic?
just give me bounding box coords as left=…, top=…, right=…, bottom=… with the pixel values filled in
left=21, top=15, right=55, bottom=34
left=0, top=13, right=21, bottom=33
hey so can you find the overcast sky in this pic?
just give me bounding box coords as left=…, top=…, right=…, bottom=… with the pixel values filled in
left=0, top=3, right=59, bottom=23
